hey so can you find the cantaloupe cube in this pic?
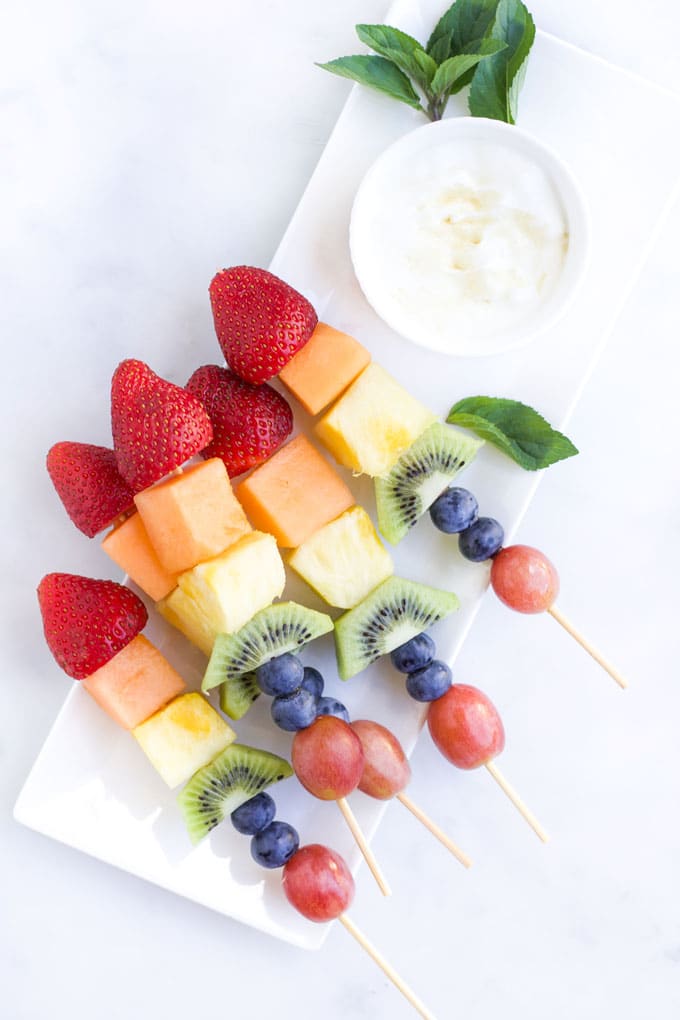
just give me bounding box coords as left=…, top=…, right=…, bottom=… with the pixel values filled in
left=101, top=512, right=178, bottom=602
left=82, top=634, right=186, bottom=729
left=135, top=458, right=251, bottom=575
left=133, top=692, right=235, bottom=788
left=288, top=506, right=393, bottom=609
left=236, top=435, right=354, bottom=548
left=157, top=586, right=217, bottom=657
left=278, top=322, right=371, bottom=415
left=315, top=364, right=436, bottom=477
left=178, top=530, right=285, bottom=636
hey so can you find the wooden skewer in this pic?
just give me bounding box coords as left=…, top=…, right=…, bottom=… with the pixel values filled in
left=547, top=605, right=628, bottom=689
left=339, top=914, right=436, bottom=1020
left=336, top=797, right=391, bottom=897
left=484, top=760, right=549, bottom=843
left=396, top=791, right=472, bottom=869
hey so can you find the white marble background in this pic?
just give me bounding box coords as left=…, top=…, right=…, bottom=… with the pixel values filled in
left=2, top=1, right=680, bottom=1018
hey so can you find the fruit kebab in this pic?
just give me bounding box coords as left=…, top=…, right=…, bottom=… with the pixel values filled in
left=184, top=780, right=435, bottom=1020
left=46, top=358, right=396, bottom=896
left=36, top=576, right=433, bottom=1018
left=206, top=265, right=627, bottom=692
left=36, top=572, right=292, bottom=801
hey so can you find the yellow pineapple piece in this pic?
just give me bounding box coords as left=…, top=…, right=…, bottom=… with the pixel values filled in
left=178, top=531, right=285, bottom=635
left=133, top=692, right=236, bottom=788
left=157, top=586, right=217, bottom=656
left=288, top=506, right=393, bottom=609
left=315, top=364, right=436, bottom=477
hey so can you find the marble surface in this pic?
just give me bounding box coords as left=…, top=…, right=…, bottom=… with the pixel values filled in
left=2, top=2, right=680, bottom=1018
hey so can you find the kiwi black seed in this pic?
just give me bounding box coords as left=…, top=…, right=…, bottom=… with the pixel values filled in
left=375, top=423, right=483, bottom=545
left=202, top=601, right=333, bottom=691
left=177, top=743, right=293, bottom=845
left=334, top=576, right=459, bottom=680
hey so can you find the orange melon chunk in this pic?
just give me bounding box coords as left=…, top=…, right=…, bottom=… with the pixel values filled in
left=101, top=512, right=178, bottom=602
left=278, top=322, right=371, bottom=415
left=135, top=458, right=251, bottom=574
left=236, top=435, right=354, bottom=548
left=82, top=634, right=186, bottom=730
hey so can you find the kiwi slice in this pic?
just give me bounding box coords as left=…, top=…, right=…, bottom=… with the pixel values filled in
left=334, top=576, right=459, bottom=680
left=219, top=671, right=260, bottom=721
left=375, top=423, right=483, bottom=545
left=202, top=601, right=333, bottom=692
left=178, top=742, right=293, bottom=845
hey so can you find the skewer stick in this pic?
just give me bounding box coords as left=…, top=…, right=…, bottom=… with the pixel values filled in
left=547, top=605, right=628, bottom=689
left=336, top=797, right=391, bottom=897
left=396, top=792, right=472, bottom=869
left=484, top=760, right=548, bottom=843
left=339, top=914, right=436, bottom=1020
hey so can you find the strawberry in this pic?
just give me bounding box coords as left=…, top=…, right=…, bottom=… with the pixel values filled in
left=46, top=442, right=135, bottom=538
left=37, top=573, right=148, bottom=679
left=209, top=266, right=317, bottom=384
left=186, top=364, right=293, bottom=477
left=111, top=359, right=213, bottom=490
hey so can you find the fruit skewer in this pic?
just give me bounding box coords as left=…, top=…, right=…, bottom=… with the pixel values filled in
left=223, top=791, right=435, bottom=1020
left=35, top=573, right=432, bottom=1019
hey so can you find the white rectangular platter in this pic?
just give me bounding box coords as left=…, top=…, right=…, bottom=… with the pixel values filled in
left=14, top=0, right=680, bottom=950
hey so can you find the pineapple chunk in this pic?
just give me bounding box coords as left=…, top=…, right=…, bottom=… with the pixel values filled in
left=177, top=531, right=285, bottom=636
left=315, top=364, right=436, bottom=477
left=157, top=586, right=217, bottom=656
left=133, top=692, right=235, bottom=788
left=288, top=506, right=393, bottom=609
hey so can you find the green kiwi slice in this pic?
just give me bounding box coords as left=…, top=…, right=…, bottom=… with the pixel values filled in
left=202, top=601, right=333, bottom=691
left=334, top=576, right=459, bottom=680
left=178, top=743, right=293, bottom=845
left=375, top=423, right=483, bottom=545
left=219, top=671, right=260, bottom=721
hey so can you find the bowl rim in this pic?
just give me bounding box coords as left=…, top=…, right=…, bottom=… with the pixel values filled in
left=349, top=115, right=592, bottom=359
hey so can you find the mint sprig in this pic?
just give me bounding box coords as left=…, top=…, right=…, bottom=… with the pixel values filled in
left=318, top=0, right=535, bottom=124
left=447, top=397, right=578, bottom=470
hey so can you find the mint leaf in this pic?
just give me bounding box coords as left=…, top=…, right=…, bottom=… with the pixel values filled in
left=427, top=0, right=500, bottom=66
left=446, top=397, right=578, bottom=470
left=430, top=39, right=506, bottom=97
left=356, top=24, right=438, bottom=91
left=316, top=55, right=424, bottom=112
left=468, top=0, right=535, bottom=123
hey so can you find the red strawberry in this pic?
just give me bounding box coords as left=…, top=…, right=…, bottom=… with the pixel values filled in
left=46, top=442, right=135, bottom=538
left=209, top=266, right=317, bottom=384
left=37, top=573, right=148, bottom=680
left=186, top=364, right=293, bottom=477
left=111, top=359, right=213, bottom=490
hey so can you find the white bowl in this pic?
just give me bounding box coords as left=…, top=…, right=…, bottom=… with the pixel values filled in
left=349, top=116, right=591, bottom=358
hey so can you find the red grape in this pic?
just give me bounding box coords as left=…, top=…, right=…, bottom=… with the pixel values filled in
left=292, top=716, right=364, bottom=800
left=282, top=844, right=354, bottom=922
left=427, top=684, right=505, bottom=769
left=491, top=544, right=559, bottom=614
left=351, top=720, right=411, bottom=800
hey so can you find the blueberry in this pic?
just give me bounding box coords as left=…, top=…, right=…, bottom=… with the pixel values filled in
left=390, top=633, right=436, bottom=674
left=405, top=660, right=452, bottom=702
left=429, top=487, right=479, bottom=534
left=316, top=696, right=350, bottom=723
left=250, top=820, right=299, bottom=869
left=300, top=666, right=324, bottom=699
left=230, top=792, right=276, bottom=835
left=256, top=653, right=304, bottom=696
left=458, top=517, right=504, bottom=562
left=270, top=687, right=318, bottom=731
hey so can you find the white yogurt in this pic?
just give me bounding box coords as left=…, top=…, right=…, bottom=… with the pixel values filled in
left=350, top=121, right=584, bottom=357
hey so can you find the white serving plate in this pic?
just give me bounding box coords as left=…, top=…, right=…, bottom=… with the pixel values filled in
left=14, top=0, right=680, bottom=950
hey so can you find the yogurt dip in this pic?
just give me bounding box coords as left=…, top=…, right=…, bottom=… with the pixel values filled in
left=350, top=118, right=589, bottom=357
